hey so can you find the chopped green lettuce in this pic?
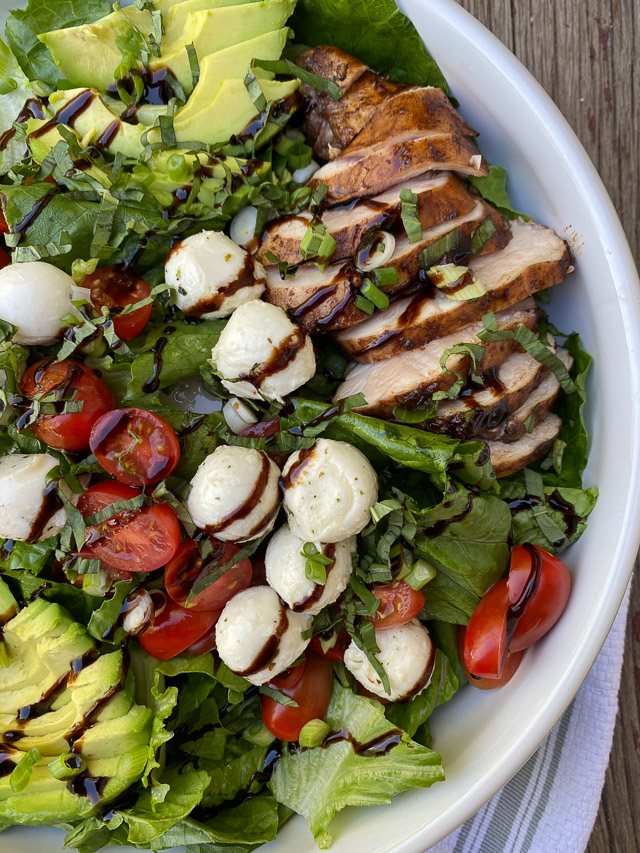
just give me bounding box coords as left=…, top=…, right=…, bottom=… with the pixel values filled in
left=269, top=682, right=444, bottom=848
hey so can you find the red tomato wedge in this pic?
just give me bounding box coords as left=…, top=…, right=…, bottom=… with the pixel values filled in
left=164, top=538, right=252, bottom=612
left=81, top=266, right=152, bottom=340
left=458, top=627, right=524, bottom=690
left=78, top=481, right=180, bottom=573
left=0, top=247, right=9, bottom=269
left=261, top=652, right=333, bottom=741
left=90, top=407, right=180, bottom=487
left=368, top=580, right=425, bottom=630
left=310, top=628, right=351, bottom=662
left=463, top=544, right=571, bottom=680
left=507, top=545, right=571, bottom=652
left=139, top=590, right=220, bottom=660
left=20, top=359, right=115, bottom=451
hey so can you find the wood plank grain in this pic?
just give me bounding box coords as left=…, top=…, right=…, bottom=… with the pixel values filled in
left=457, top=2, right=640, bottom=851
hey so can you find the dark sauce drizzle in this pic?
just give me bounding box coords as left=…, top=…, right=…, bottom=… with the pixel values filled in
left=204, top=454, right=271, bottom=536
left=505, top=543, right=542, bottom=649
left=423, top=493, right=474, bottom=539
left=142, top=336, right=169, bottom=394
left=240, top=328, right=306, bottom=389
left=237, top=602, right=289, bottom=677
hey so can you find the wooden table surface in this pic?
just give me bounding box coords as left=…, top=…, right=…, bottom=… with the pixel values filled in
left=458, top=2, right=640, bottom=850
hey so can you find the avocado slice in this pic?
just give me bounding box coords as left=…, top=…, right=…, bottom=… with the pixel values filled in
left=28, top=88, right=145, bottom=162
left=39, top=11, right=145, bottom=93
left=0, top=598, right=154, bottom=825
left=173, top=77, right=299, bottom=146
left=41, top=0, right=294, bottom=95
left=155, top=0, right=296, bottom=92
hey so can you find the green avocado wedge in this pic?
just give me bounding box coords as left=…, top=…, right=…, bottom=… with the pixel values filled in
left=0, top=585, right=152, bottom=826
left=27, top=88, right=146, bottom=161
left=173, top=77, right=300, bottom=145
left=40, top=0, right=296, bottom=95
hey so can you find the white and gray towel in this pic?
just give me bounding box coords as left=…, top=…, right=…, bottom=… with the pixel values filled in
left=428, top=585, right=631, bottom=853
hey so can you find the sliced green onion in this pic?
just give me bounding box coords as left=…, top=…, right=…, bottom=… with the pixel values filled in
left=370, top=266, right=399, bottom=288
left=360, top=278, right=389, bottom=310
left=428, top=264, right=486, bottom=301
left=166, top=153, right=190, bottom=183
left=48, top=752, right=86, bottom=781
left=354, top=294, right=375, bottom=315
left=299, top=719, right=330, bottom=748
left=403, top=558, right=436, bottom=590
left=0, top=78, right=17, bottom=95
left=399, top=188, right=422, bottom=243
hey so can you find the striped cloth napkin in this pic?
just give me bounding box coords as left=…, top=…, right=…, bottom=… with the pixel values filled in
left=427, top=586, right=631, bottom=853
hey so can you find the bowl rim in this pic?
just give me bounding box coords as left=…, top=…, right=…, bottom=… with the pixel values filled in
left=387, top=0, right=640, bottom=847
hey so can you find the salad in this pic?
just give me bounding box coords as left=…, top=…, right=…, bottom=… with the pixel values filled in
left=0, top=0, right=598, bottom=850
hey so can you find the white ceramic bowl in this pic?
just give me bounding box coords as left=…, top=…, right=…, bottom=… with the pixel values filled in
left=4, top=0, right=640, bottom=851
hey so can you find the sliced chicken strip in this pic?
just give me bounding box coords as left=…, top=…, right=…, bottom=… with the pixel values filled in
left=334, top=221, right=571, bottom=363
left=479, top=348, right=573, bottom=443
left=344, top=86, right=478, bottom=154
left=309, top=133, right=489, bottom=204
left=257, top=172, right=480, bottom=267
left=296, top=47, right=403, bottom=161
left=489, top=414, right=562, bottom=478
left=333, top=299, right=538, bottom=416
left=265, top=200, right=510, bottom=332
left=425, top=348, right=551, bottom=440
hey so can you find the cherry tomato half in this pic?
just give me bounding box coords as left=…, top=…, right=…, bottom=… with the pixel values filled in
left=463, top=545, right=571, bottom=679
left=261, top=652, right=333, bottom=741
left=20, top=359, right=115, bottom=451
left=139, top=590, right=220, bottom=660
left=310, top=628, right=351, bottom=662
left=368, top=580, right=425, bottom=630
left=81, top=266, right=152, bottom=341
left=507, top=545, right=571, bottom=653
left=458, top=627, right=524, bottom=690
left=90, top=407, right=180, bottom=487
left=184, top=627, right=218, bottom=655
left=164, top=538, right=252, bottom=612
left=78, top=481, right=180, bottom=573
left=0, top=247, right=9, bottom=269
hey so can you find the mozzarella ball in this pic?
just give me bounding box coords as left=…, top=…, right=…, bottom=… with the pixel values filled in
left=165, top=230, right=266, bottom=319
left=0, top=454, right=67, bottom=541
left=265, top=523, right=355, bottom=615
left=211, top=300, right=315, bottom=403
left=215, top=586, right=312, bottom=685
left=0, top=262, right=81, bottom=345
left=281, top=438, right=378, bottom=542
left=186, top=445, right=280, bottom=542
left=344, top=619, right=435, bottom=702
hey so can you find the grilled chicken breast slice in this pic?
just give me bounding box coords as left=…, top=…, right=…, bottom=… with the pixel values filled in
left=296, top=47, right=403, bottom=160
left=344, top=86, right=478, bottom=154
left=257, top=172, right=480, bottom=267
left=309, top=133, right=488, bottom=204
left=333, top=299, right=538, bottom=415
left=265, top=200, right=510, bottom=332
left=425, top=348, right=551, bottom=440
left=479, top=348, right=573, bottom=443
left=488, top=414, right=562, bottom=478
left=334, top=221, right=571, bottom=363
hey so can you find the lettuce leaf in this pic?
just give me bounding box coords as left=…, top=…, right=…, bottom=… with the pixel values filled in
left=416, top=491, right=511, bottom=623
left=385, top=649, right=458, bottom=745
left=126, top=322, right=227, bottom=405
left=5, top=0, right=111, bottom=86
left=269, top=682, right=444, bottom=848
left=0, top=37, right=41, bottom=174
left=468, top=165, right=529, bottom=221
left=289, top=0, right=449, bottom=92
